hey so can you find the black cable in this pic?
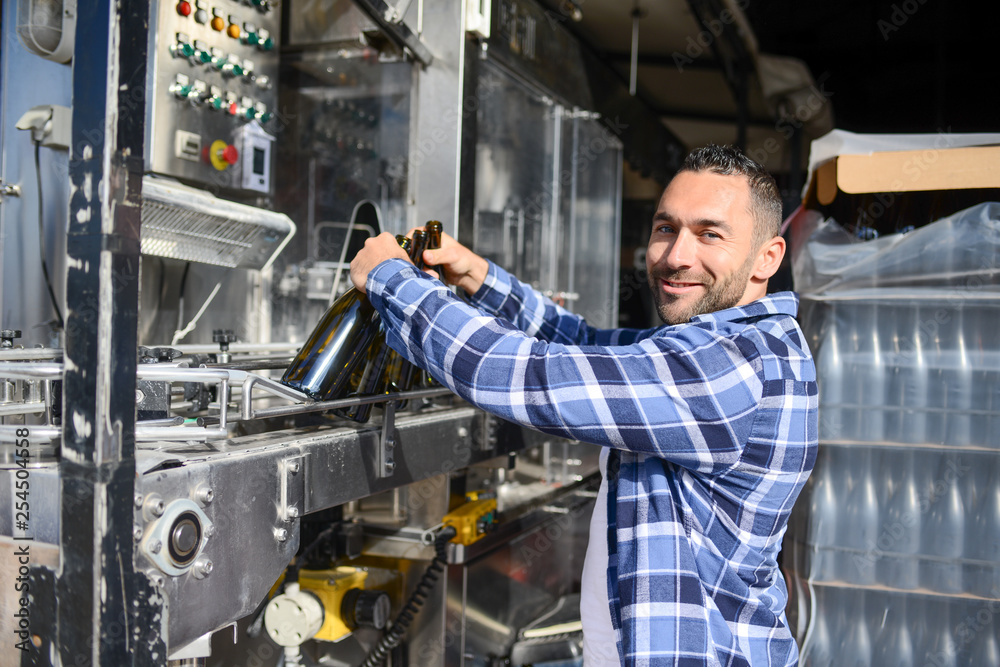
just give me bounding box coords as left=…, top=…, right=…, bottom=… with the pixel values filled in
left=176, top=262, right=191, bottom=334
left=34, top=141, right=64, bottom=330
left=358, top=526, right=456, bottom=667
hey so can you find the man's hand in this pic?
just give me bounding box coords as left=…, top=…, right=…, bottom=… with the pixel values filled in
left=350, top=232, right=412, bottom=294
left=420, top=230, right=489, bottom=296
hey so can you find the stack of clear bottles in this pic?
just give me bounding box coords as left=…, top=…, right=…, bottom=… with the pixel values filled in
left=280, top=225, right=446, bottom=422
left=792, top=296, right=1000, bottom=666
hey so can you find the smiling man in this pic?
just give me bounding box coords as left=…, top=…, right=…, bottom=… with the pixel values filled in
left=350, top=145, right=818, bottom=666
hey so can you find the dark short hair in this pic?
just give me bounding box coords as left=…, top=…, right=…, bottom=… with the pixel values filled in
left=676, top=144, right=782, bottom=249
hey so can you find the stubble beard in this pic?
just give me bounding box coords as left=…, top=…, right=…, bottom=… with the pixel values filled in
left=649, top=253, right=756, bottom=325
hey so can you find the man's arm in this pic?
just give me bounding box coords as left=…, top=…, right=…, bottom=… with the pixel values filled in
left=353, top=231, right=650, bottom=347
left=363, top=258, right=764, bottom=474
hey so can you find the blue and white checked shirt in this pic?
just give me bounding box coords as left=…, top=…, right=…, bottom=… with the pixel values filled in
left=367, top=258, right=818, bottom=666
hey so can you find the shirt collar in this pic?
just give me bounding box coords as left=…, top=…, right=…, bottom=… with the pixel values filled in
left=688, top=291, right=799, bottom=324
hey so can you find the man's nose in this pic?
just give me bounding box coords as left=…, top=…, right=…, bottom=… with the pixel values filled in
left=663, top=229, right=695, bottom=270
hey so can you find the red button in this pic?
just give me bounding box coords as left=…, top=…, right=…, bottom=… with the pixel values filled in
left=221, top=145, right=239, bottom=164
left=228, top=102, right=238, bottom=116
left=177, top=1, right=193, bottom=17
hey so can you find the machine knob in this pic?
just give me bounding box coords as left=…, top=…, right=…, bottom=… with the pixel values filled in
left=341, top=589, right=391, bottom=630
left=213, top=329, right=237, bottom=349
left=0, top=330, right=22, bottom=348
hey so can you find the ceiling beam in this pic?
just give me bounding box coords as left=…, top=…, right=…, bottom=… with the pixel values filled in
left=657, top=110, right=776, bottom=127
left=605, top=51, right=723, bottom=70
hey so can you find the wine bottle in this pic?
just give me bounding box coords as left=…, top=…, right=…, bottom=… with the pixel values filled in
left=410, top=229, right=428, bottom=270
left=334, top=323, right=393, bottom=423
left=872, top=597, right=913, bottom=667
left=425, top=220, right=445, bottom=278
left=280, top=235, right=409, bottom=400
left=280, top=288, right=379, bottom=400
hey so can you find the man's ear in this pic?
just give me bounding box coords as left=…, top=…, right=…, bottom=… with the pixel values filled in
left=752, top=236, right=786, bottom=281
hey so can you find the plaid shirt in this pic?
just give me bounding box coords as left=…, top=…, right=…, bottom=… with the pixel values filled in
left=367, top=259, right=818, bottom=666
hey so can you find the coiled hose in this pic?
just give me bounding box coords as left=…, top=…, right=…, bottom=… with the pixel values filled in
left=358, top=525, right=456, bottom=667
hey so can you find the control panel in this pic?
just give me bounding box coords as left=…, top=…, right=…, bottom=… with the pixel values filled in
left=145, top=0, right=281, bottom=194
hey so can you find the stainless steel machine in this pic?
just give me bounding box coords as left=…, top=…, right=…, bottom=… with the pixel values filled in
left=0, top=0, right=670, bottom=664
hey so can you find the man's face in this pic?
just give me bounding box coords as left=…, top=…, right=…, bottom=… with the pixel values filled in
left=646, top=170, right=760, bottom=325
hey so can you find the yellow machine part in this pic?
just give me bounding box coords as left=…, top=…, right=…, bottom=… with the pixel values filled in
left=298, top=567, right=368, bottom=642
left=442, top=497, right=498, bottom=546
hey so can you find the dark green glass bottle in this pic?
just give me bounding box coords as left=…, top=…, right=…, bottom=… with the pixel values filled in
left=280, top=235, right=408, bottom=400
left=280, top=288, right=379, bottom=400
left=425, top=220, right=445, bottom=278
left=410, top=229, right=428, bottom=269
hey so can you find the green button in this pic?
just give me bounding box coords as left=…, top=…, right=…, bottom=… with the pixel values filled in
left=259, top=111, right=273, bottom=123
left=182, top=43, right=195, bottom=57
left=177, top=85, right=192, bottom=97
left=198, top=50, right=212, bottom=63
left=246, top=33, right=259, bottom=46
left=244, top=108, right=257, bottom=120
left=212, top=97, right=224, bottom=110
left=212, top=58, right=225, bottom=70
left=232, top=65, right=243, bottom=77
left=261, top=37, right=274, bottom=51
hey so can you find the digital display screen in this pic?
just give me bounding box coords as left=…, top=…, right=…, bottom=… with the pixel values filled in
left=253, top=147, right=266, bottom=175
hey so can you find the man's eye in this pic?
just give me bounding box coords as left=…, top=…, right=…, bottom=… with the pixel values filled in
left=655, top=225, right=675, bottom=235
left=702, top=231, right=721, bottom=239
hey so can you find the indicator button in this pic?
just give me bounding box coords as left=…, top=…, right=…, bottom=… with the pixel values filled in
left=176, top=1, right=193, bottom=17
left=227, top=23, right=241, bottom=39
left=210, top=16, right=225, bottom=31
left=196, top=49, right=212, bottom=64
left=228, top=102, right=239, bottom=116
left=260, top=36, right=274, bottom=51
left=244, top=107, right=257, bottom=120
left=259, top=110, right=273, bottom=124
left=194, top=9, right=209, bottom=23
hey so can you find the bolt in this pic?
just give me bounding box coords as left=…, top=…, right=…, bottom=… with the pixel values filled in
left=143, top=494, right=165, bottom=520
left=149, top=539, right=162, bottom=554
left=135, top=388, right=145, bottom=403
left=134, top=493, right=144, bottom=508
left=133, top=526, right=144, bottom=542
left=384, top=461, right=396, bottom=474
left=287, top=461, right=300, bottom=474
left=274, top=527, right=288, bottom=543
left=204, top=524, right=216, bottom=538
left=195, top=485, right=214, bottom=505
left=457, top=426, right=469, bottom=438
left=191, top=557, right=213, bottom=579
left=287, top=506, right=299, bottom=518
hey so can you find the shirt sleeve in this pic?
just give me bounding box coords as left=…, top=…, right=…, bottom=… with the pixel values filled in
left=468, top=260, right=651, bottom=346
left=368, top=258, right=764, bottom=473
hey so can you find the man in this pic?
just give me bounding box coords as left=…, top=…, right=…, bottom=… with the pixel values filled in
left=350, top=145, right=817, bottom=666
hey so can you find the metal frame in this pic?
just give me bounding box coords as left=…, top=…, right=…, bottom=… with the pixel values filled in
left=47, top=0, right=164, bottom=664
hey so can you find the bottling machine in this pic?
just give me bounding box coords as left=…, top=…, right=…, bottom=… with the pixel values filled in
left=0, top=0, right=683, bottom=664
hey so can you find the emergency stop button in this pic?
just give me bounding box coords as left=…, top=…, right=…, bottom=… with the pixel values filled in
left=206, top=139, right=238, bottom=171
left=176, top=1, right=193, bottom=17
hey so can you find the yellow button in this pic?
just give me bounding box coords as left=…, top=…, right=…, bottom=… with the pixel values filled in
left=227, top=23, right=241, bottom=39
left=210, top=16, right=224, bottom=31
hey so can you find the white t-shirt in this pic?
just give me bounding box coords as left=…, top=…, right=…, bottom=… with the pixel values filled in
left=580, top=448, right=621, bottom=666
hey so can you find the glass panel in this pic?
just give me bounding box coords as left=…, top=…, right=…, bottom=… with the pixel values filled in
left=473, top=61, right=556, bottom=288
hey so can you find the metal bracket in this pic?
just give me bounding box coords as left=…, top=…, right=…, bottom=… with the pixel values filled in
left=353, top=0, right=434, bottom=66
left=279, top=456, right=305, bottom=522
left=378, top=400, right=397, bottom=478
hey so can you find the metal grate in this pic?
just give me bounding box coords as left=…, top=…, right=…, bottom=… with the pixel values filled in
left=140, top=176, right=295, bottom=270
